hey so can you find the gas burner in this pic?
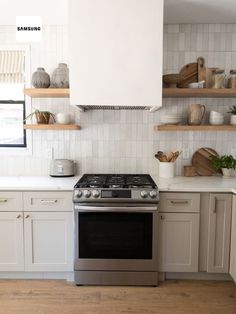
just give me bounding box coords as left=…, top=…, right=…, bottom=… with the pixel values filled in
left=107, top=176, right=125, bottom=186
left=74, top=174, right=157, bottom=190
left=109, top=184, right=123, bottom=188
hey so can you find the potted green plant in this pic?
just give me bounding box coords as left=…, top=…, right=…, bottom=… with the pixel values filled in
left=228, top=105, right=236, bottom=125
left=25, top=108, right=56, bottom=124
left=211, top=154, right=236, bottom=178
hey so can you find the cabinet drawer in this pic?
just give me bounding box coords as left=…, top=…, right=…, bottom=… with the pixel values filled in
left=0, top=192, right=23, bottom=212
left=23, top=192, right=73, bottom=212
left=159, top=193, right=200, bottom=213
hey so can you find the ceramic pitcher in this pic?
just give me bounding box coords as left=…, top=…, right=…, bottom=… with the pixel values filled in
left=188, top=104, right=206, bottom=125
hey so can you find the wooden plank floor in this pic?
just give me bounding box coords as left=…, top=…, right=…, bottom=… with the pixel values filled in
left=0, top=279, right=235, bottom=314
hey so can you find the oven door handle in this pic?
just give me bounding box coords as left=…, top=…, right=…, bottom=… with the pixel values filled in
left=74, top=205, right=158, bottom=212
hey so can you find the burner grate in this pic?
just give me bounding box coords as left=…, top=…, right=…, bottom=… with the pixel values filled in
left=74, top=174, right=157, bottom=189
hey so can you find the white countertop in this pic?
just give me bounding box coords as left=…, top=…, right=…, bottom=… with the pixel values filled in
left=0, top=175, right=236, bottom=194
left=153, top=175, right=236, bottom=193
left=0, top=176, right=81, bottom=191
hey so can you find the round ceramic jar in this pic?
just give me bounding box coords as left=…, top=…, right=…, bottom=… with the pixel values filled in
left=51, top=63, right=69, bottom=88
left=32, top=67, right=50, bottom=88
left=55, top=113, right=71, bottom=124
left=213, top=69, right=225, bottom=88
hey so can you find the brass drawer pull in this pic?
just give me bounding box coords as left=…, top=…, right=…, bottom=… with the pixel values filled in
left=16, top=214, right=21, bottom=219
left=170, top=200, right=188, bottom=205
left=25, top=214, right=30, bottom=219
left=0, top=199, right=8, bottom=203
left=213, top=197, right=217, bottom=214
left=40, top=199, right=58, bottom=204
left=160, top=215, right=165, bottom=220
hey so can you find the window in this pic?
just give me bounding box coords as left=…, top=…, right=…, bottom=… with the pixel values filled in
left=0, top=100, right=26, bottom=147
left=0, top=50, right=26, bottom=148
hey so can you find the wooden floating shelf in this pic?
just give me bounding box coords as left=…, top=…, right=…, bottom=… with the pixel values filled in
left=23, top=88, right=69, bottom=98
left=155, top=125, right=236, bottom=131
left=163, top=88, right=236, bottom=98
left=24, top=124, right=80, bottom=130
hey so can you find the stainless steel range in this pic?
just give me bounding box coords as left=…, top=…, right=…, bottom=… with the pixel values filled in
left=73, top=174, right=159, bottom=286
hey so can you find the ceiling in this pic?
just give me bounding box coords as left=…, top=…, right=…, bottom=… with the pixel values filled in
left=164, top=0, right=236, bottom=24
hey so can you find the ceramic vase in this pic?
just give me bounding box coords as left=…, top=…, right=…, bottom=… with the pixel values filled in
left=159, top=162, right=175, bottom=178
left=230, top=115, right=236, bottom=125
left=32, top=67, right=50, bottom=88
left=51, top=63, right=69, bottom=88
left=221, top=168, right=232, bottom=178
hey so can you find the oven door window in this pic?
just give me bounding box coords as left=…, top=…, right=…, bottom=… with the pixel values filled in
left=78, top=212, right=152, bottom=259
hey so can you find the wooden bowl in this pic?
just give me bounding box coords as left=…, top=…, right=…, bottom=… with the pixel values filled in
left=163, top=74, right=183, bottom=87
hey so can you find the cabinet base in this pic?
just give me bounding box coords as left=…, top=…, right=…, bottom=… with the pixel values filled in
left=165, top=272, right=232, bottom=281
left=0, top=271, right=74, bottom=281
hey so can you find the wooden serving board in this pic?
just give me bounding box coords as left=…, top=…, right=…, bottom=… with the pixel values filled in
left=177, top=62, right=198, bottom=87
left=192, top=147, right=219, bottom=176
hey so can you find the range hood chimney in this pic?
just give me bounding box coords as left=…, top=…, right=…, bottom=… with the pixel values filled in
left=68, top=0, right=163, bottom=112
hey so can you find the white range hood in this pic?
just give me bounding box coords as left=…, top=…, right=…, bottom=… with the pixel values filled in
left=68, top=0, right=163, bottom=112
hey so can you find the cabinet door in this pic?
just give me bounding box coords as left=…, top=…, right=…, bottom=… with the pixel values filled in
left=0, top=212, right=24, bottom=271
left=158, top=213, right=199, bottom=272
left=24, top=212, right=73, bottom=271
left=207, top=194, right=232, bottom=273
left=230, top=195, right=236, bottom=282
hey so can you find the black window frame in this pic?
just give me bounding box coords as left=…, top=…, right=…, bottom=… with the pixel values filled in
left=0, top=100, right=27, bottom=148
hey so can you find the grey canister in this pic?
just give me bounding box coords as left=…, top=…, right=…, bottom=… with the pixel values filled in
left=50, top=63, right=69, bottom=88
left=31, top=67, right=50, bottom=88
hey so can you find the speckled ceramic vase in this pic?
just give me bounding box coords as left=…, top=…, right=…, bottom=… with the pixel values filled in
left=50, top=63, right=69, bottom=88
left=31, top=67, right=50, bottom=88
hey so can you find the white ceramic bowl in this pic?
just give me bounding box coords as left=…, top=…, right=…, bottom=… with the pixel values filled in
left=160, top=115, right=183, bottom=124
left=209, top=121, right=224, bottom=125
left=209, top=111, right=223, bottom=117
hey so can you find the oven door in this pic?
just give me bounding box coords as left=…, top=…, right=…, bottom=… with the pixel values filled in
left=74, top=204, right=158, bottom=271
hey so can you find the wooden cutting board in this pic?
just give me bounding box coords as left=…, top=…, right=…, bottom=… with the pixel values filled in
left=177, top=62, right=198, bottom=87
left=197, top=57, right=206, bottom=83
left=192, top=147, right=219, bottom=176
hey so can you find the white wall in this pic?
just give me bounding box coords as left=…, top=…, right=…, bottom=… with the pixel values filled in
left=0, top=0, right=67, bottom=25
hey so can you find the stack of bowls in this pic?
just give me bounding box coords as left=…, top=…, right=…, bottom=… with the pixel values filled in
left=209, top=111, right=224, bottom=125
left=160, top=114, right=183, bottom=125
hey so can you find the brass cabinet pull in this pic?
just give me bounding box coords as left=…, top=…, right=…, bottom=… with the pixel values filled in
left=16, top=214, right=21, bottom=219
left=0, top=199, right=7, bottom=203
left=213, top=197, right=217, bottom=214
left=25, top=214, right=30, bottom=218
left=170, top=200, right=188, bottom=205
left=40, top=199, right=58, bottom=204
left=160, top=215, right=165, bottom=220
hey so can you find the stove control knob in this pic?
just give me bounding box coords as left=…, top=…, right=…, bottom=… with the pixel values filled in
left=83, top=190, right=91, bottom=198
left=140, top=190, right=148, bottom=198
left=74, top=190, right=82, bottom=198
left=149, top=190, right=157, bottom=199
left=92, top=190, right=100, bottom=198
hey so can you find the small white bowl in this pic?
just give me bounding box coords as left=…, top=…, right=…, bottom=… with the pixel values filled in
left=188, top=81, right=205, bottom=88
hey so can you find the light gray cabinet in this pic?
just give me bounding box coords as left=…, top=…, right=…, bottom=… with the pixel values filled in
left=200, top=193, right=232, bottom=273
left=158, top=193, right=200, bottom=272
left=0, top=211, right=24, bottom=271
left=0, top=191, right=73, bottom=273
left=230, top=195, right=236, bottom=282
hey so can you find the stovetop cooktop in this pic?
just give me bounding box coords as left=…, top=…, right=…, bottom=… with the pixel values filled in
left=74, top=174, right=157, bottom=189
left=73, top=174, right=158, bottom=203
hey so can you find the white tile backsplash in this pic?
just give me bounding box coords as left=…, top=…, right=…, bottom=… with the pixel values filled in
left=0, top=24, right=235, bottom=176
